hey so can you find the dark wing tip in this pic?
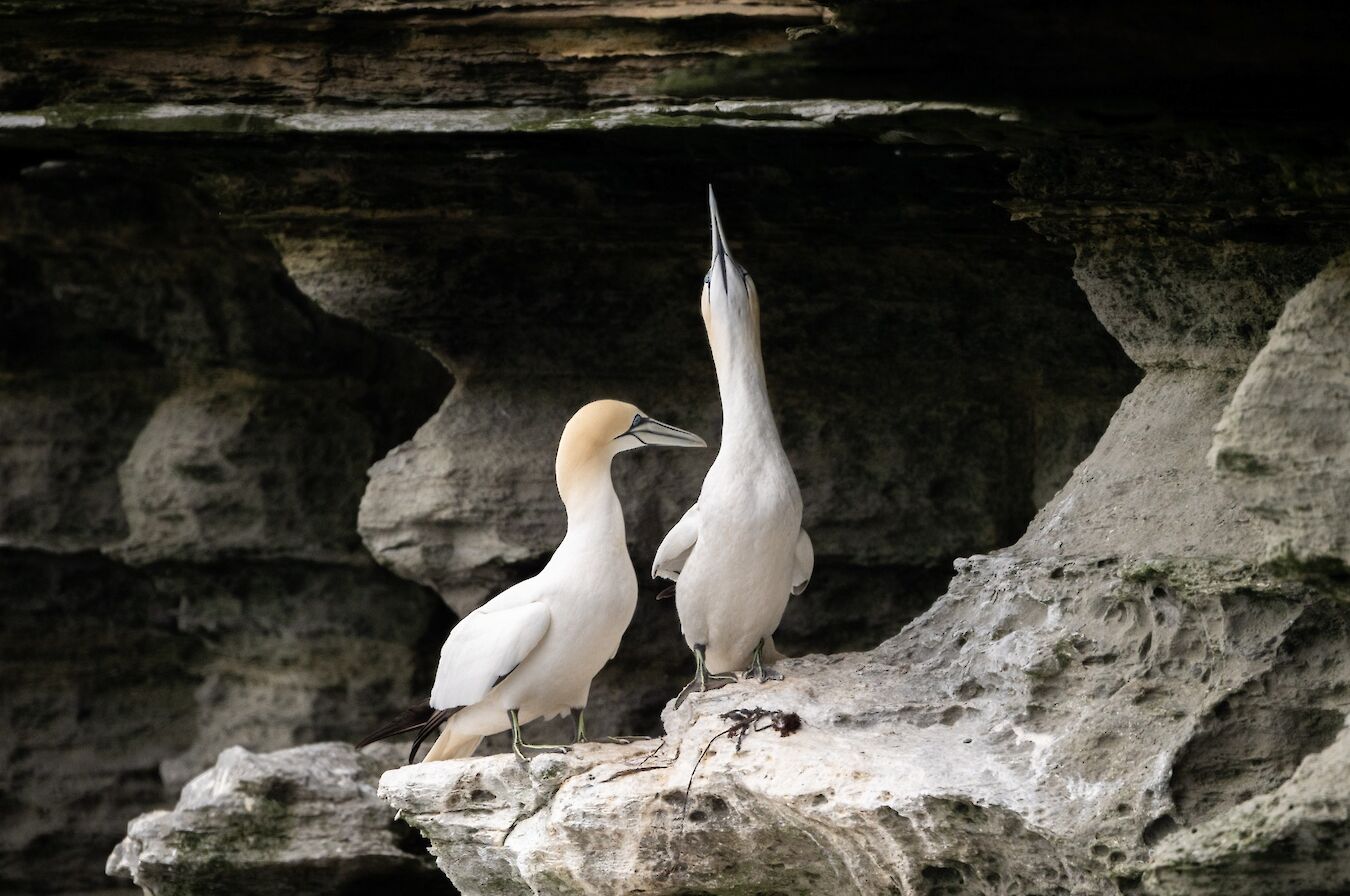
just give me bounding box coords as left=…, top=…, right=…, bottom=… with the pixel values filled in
left=408, top=708, right=454, bottom=764
left=355, top=698, right=433, bottom=750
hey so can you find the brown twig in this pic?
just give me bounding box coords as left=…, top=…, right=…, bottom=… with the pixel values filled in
left=600, top=738, right=672, bottom=782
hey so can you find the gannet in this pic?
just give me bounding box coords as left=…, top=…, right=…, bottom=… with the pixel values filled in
left=359, top=400, right=706, bottom=761
left=653, top=188, right=813, bottom=706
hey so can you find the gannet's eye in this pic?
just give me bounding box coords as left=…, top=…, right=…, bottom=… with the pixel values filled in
left=631, top=414, right=644, bottom=430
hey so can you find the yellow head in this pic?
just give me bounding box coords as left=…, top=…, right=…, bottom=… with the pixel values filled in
left=555, top=400, right=706, bottom=503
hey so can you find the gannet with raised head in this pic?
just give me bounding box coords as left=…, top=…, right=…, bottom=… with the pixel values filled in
left=359, top=400, right=706, bottom=761
left=653, top=188, right=814, bottom=706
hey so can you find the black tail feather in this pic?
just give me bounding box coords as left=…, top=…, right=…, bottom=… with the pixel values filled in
left=357, top=699, right=458, bottom=764
left=409, top=708, right=453, bottom=764
left=356, top=699, right=434, bottom=750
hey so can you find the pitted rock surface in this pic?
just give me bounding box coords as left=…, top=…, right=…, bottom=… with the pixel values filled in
left=1, top=2, right=1348, bottom=893
left=109, top=743, right=453, bottom=896
left=379, top=558, right=1350, bottom=895
left=1210, top=252, right=1350, bottom=567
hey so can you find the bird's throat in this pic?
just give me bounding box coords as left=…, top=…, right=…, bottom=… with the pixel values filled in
left=710, top=332, right=780, bottom=453
left=556, top=457, right=624, bottom=535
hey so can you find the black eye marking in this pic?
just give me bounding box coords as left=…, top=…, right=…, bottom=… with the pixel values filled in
left=617, top=413, right=647, bottom=443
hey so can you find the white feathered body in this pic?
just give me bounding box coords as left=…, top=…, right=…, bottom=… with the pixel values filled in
left=676, top=435, right=802, bottom=673
left=655, top=215, right=813, bottom=676
left=424, top=437, right=639, bottom=760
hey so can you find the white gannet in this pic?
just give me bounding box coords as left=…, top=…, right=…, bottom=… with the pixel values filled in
left=653, top=188, right=814, bottom=706
left=359, top=400, right=706, bottom=761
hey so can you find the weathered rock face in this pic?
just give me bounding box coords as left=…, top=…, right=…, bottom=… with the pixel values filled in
left=1144, top=724, right=1350, bottom=896
left=382, top=559, right=1349, bottom=895
left=382, top=537, right=1350, bottom=892
left=0, top=0, right=831, bottom=110
left=1210, top=252, right=1350, bottom=569
left=0, top=166, right=451, bottom=893
left=380, top=156, right=1350, bottom=893
left=0, top=123, right=1135, bottom=896
left=1, top=1, right=1348, bottom=894
left=109, top=743, right=454, bottom=896
left=0, top=551, right=445, bottom=891
left=4, top=128, right=1137, bottom=770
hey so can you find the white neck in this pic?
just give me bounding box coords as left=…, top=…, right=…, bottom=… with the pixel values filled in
left=710, top=318, right=782, bottom=455
left=557, top=457, right=626, bottom=545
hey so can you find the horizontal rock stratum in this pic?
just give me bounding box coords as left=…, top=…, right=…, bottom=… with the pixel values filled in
left=3, top=2, right=1348, bottom=893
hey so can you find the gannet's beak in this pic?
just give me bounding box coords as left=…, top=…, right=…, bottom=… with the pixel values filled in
left=623, top=414, right=707, bottom=449
left=708, top=184, right=732, bottom=286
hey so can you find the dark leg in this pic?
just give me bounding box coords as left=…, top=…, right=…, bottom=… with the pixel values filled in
left=673, top=643, right=738, bottom=709
left=508, top=709, right=569, bottom=762
left=743, top=638, right=784, bottom=682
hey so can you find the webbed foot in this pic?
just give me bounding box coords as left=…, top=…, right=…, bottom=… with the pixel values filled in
left=673, top=672, right=735, bottom=709
left=511, top=742, right=568, bottom=762
left=743, top=639, right=785, bottom=683
left=672, top=644, right=737, bottom=709
left=508, top=708, right=570, bottom=762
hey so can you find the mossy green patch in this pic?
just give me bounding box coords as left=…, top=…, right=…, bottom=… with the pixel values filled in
left=1263, top=550, right=1350, bottom=590
left=1212, top=448, right=1274, bottom=476
left=1121, top=561, right=1175, bottom=584
left=1053, top=637, right=1077, bottom=667
left=168, top=795, right=295, bottom=861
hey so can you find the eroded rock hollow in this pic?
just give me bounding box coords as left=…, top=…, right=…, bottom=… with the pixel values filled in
left=1, top=1, right=1347, bottom=894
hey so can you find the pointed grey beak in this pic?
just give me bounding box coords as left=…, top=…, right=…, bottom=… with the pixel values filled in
left=709, top=185, right=729, bottom=261
left=708, top=185, right=733, bottom=285
left=625, top=415, right=707, bottom=449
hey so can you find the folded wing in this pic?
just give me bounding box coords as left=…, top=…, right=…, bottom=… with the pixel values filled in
left=430, top=599, right=551, bottom=710
left=791, top=528, right=814, bottom=595
left=652, top=503, right=700, bottom=581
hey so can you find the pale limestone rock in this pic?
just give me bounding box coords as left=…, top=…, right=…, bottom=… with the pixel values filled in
left=109, top=742, right=451, bottom=896
left=1, top=9, right=1345, bottom=895
left=0, top=369, right=169, bottom=552
left=1020, top=367, right=1262, bottom=560
left=376, top=180, right=1350, bottom=896
left=0, top=165, right=449, bottom=893
left=358, top=378, right=579, bottom=616
left=1143, top=725, right=1350, bottom=895
left=113, top=370, right=372, bottom=567
left=1210, top=251, right=1350, bottom=567
left=378, top=556, right=1349, bottom=896
left=1071, top=239, right=1328, bottom=371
